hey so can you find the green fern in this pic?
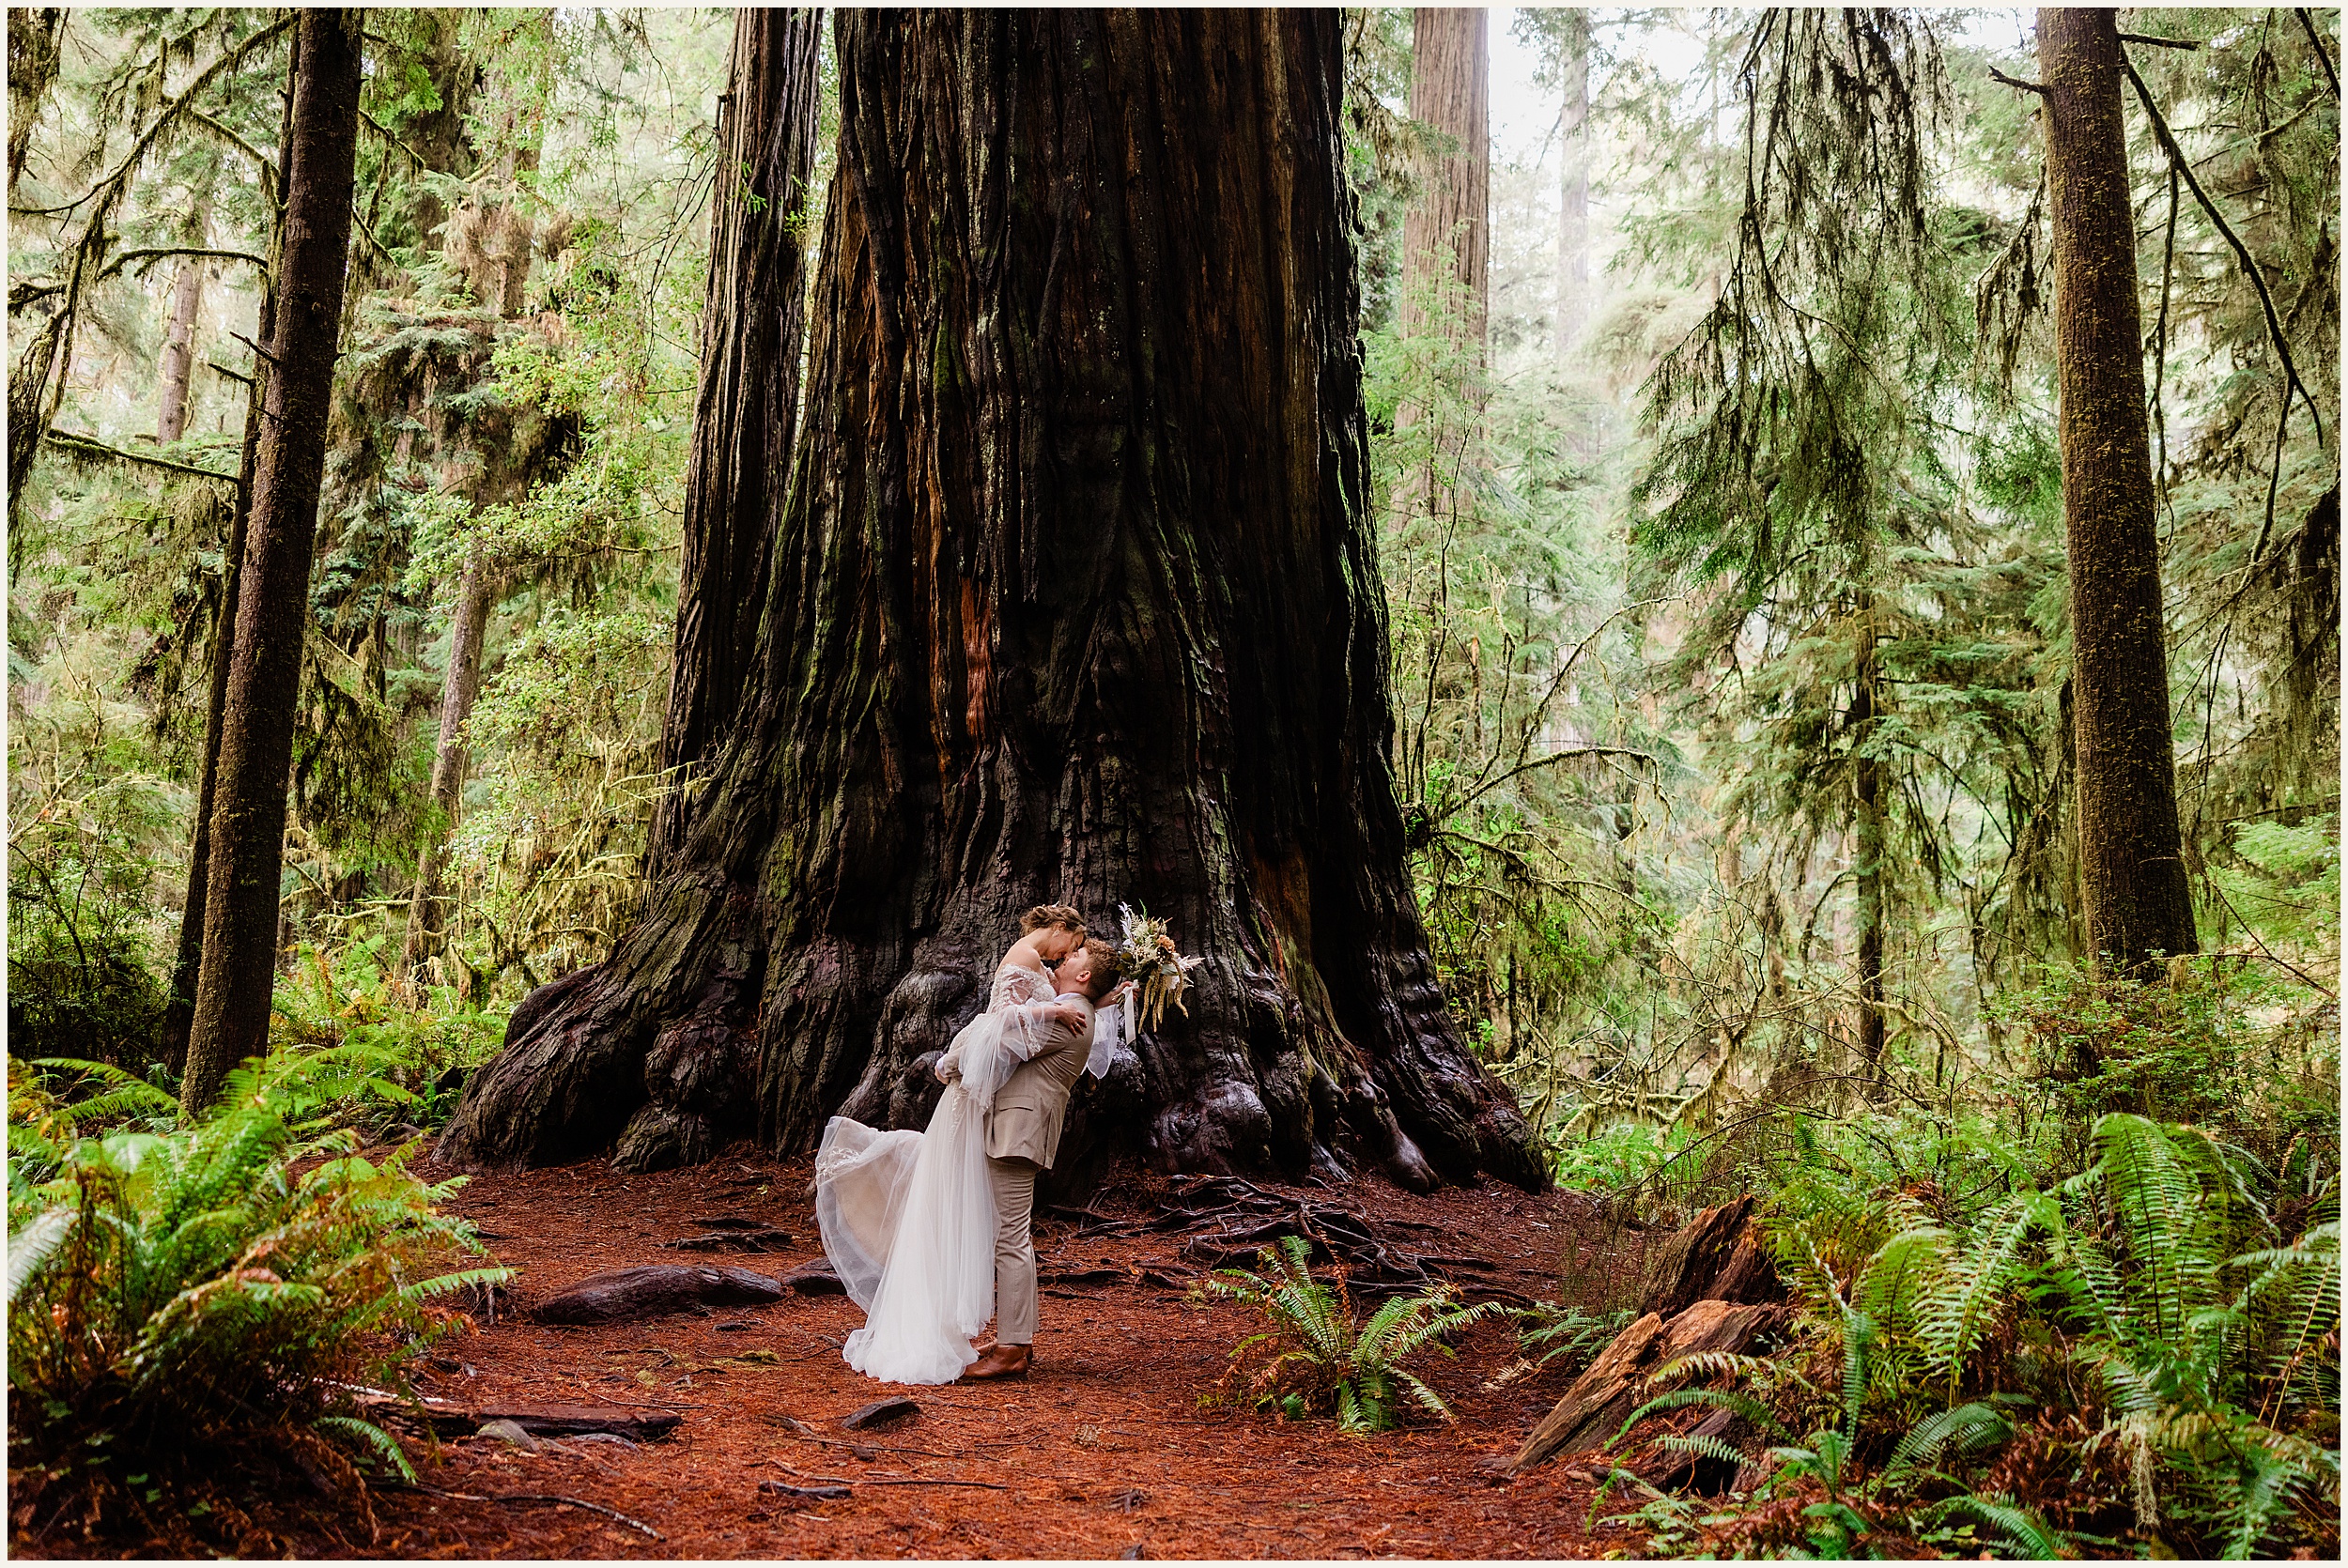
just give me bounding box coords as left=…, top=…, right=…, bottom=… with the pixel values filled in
left=1883, top=1401, right=2015, bottom=1485
left=7, top=1088, right=513, bottom=1485
left=1207, top=1236, right=1503, bottom=1432
left=1922, top=1493, right=2067, bottom=1560
left=315, top=1415, right=417, bottom=1483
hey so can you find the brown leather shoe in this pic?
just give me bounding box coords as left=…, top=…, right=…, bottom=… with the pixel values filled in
left=960, top=1344, right=1031, bottom=1381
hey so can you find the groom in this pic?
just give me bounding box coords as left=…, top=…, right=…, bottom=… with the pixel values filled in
left=955, top=935, right=1120, bottom=1380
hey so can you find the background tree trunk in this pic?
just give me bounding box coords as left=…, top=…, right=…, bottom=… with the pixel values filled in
left=400, top=555, right=494, bottom=976
left=1401, top=8, right=1491, bottom=348
left=388, top=17, right=548, bottom=990
left=179, top=9, right=363, bottom=1115
left=159, top=54, right=298, bottom=1081
left=1553, top=8, right=1589, bottom=364
left=649, top=8, right=824, bottom=876
left=440, top=8, right=1544, bottom=1195
left=1850, top=601, right=1886, bottom=1083
left=156, top=256, right=205, bottom=444
left=2037, top=8, right=2197, bottom=976
left=7, top=7, right=66, bottom=199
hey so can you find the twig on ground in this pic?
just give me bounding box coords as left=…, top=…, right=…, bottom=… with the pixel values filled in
left=399, top=1483, right=663, bottom=1540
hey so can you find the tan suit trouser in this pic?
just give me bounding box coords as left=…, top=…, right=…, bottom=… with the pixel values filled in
left=987, top=1155, right=1041, bottom=1346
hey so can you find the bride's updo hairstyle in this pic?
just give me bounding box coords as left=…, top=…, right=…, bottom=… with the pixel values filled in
left=1019, top=903, right=1086, bottom=939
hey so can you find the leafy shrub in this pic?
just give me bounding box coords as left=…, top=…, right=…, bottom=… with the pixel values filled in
left=1551, top=1119, right=1684, bottom=1193
left=6, top=789, right=173, bottom=1068
left=2000, top=961, right=2338, bottom=1172
left=1610, top=1113, right=2340, bottom=1560
left=270, top=938, right=507, bottom=1133
left=7, top=1055, right=510, bottom=1543
left=1200, top=1235, right=1506, bottom=1432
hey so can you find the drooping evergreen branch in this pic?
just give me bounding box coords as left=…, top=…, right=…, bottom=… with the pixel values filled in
left=2120, top=54, right=2325, bottom=449
left=183, top=108, right=277, bottom=205
left=44, top=428, right=237, bottom=483
left=2122, top=54, right=2328, bottom=567
left=99, top=246, right=268, bottom=282
left=8, top=15, right=292, bottom=221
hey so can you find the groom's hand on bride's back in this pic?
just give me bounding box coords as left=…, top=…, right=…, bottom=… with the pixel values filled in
left=935, top=1050, right=963, bottom=1084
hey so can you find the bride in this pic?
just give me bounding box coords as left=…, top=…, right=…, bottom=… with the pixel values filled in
left=813, top=905, right=1100, bottom=1384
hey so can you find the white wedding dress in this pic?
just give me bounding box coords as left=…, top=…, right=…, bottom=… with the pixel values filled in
left=814, top=961, right=1128, bottom=1385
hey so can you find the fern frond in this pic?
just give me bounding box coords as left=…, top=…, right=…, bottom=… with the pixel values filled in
left=1654, top=1432, right=1749, bottom=1468
left=1924, top=1494, right=2067, bottom=1560
left=316, top=1415, right=416, bottom=1482
left=1883, top=1402, right=2013, bottom=1484
left=398, top=1265, right=517, bottom=1301
left=1616, top=1387, right=1788, bottom=1447
left=7, top=1207, right=73, bottom=1303
left=1388, top=1365, right=1454, bottom=1422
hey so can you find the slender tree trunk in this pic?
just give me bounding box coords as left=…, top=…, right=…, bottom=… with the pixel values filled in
left=180, top=9, right=363, bottom=1116
left=1401, top=8, right=1491, bottom=347
left=160, top=55, right=298, bottom=1081
left=7, top=8, right=66, bottom=199
left=2037, top=8, right=2197, bottom=976
left=1850, top=603, right=1886, bottom=1084
left=400, top=554, right=494, bottom=976
left=157, top=258, right=206, bottom=443
left=1553, top=8, right=1589, bottom=363
left=440, top=8, right=1544, bottom=1194
left=650, top=8, right=824, bottom=875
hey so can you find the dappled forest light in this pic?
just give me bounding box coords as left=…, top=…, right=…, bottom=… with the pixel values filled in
left=7, top=6, right=2338, bottom=1560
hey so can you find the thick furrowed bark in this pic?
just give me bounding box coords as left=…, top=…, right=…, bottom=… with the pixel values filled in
left=441, top=9, right=1541, bottom=1194
left=2038, top=8, right=2197, bottom=977
left=650, top=8, right=824, bottom=875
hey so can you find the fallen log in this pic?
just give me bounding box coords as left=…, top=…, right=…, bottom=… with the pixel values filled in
left=375, top=1394, right=682, bottom=1442
left=780, top=1259, right=846, bottom=1295
left=1506, top=1297, right=1783, bottom=1474
left=533, top=1264, right=784, bottom=1325
left=1636, top=1194, right=1784, bottom=1318
left=662, top=1228, right=796, bottom=1253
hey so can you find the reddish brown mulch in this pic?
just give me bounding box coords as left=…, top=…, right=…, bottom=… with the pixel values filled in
left=23, top=1152, right=1640, bottom=1560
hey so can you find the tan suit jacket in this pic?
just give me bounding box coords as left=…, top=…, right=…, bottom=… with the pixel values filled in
left=985, top=992, right=1094, bottom=1169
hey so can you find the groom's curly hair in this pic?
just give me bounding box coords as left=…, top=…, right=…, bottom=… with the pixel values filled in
left=1077, top=936, right=1124, bottom=997
left=1019, top=902, right=1086, bottom=937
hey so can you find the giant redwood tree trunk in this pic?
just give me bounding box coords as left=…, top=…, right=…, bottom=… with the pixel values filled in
left=440, top=8, right=1543, bottom=1194
left=649, top=8, right=825, bottom=874
left=2037, top=8, right=2197, bottom=976
left=179, top=9, right=363, bottom=1115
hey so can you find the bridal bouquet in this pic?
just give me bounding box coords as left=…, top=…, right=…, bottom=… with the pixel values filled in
left=1114, top=903, right=1203, bottom=1033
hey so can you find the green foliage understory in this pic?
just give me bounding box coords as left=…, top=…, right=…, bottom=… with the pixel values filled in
left=1607, top=1113, right=2338, bottom=1560
left=6, top=1052, right=509, bottom=1549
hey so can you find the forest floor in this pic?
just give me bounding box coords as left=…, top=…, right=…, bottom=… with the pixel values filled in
left=284, top=1152, right=1634, bottom=1559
